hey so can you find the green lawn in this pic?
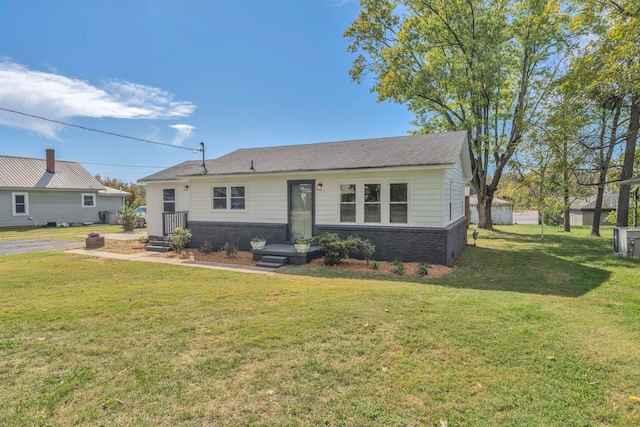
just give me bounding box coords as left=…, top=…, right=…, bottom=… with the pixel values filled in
left=1, top=225, right=639, bottom=426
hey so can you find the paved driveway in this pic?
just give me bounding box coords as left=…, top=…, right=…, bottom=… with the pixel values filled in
left=0, top=239, right=84, bottom=256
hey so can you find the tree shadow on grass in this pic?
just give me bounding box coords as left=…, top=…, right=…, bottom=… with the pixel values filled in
left=432, top=246, right=612, bottom=297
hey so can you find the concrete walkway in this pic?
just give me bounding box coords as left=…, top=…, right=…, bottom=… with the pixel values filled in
left=65, top=248, right=276, bottom=276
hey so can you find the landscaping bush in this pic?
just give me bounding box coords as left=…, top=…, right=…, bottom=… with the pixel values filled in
left=116, top=206, right=142, bottom=232
left=222, top=242, right=238, bottom=257
left=314, top=232, right=375, bottom=266
left=200, top=240, right=213, bottom=254
left=168, top=227, right=192, bottom=253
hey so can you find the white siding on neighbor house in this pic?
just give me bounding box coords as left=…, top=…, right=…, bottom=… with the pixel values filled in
left=182, top=168, right=452, bottom=227
left=443, top=159, right=466, bottom=226
left=0, top=190, right=124, bottom=228
left=145, top=181, right=190, bottom=236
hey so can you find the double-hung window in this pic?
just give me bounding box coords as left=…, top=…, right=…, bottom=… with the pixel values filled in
left=389, top=183, right=408, bottom=223
left=213, top=185, right=246, bottom=210
left=364, top=183, right=381, bottom=223
left=12, top=192, right=29, bottom=216
left=340, top=184, right=356, bottom=222
left=163, top=189, right=176, bottom=212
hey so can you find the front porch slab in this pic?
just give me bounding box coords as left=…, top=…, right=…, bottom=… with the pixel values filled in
left=252, top=243, right=323, bottom=265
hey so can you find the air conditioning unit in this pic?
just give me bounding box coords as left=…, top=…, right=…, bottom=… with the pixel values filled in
left=613, top=227, right=640, bottom=257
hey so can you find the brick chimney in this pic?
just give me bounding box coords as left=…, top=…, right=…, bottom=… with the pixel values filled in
left=46, top=149, right=55, bottom=173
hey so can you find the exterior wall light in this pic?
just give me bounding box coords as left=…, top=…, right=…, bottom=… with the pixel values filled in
left=317, top=183, right=323, bottom=191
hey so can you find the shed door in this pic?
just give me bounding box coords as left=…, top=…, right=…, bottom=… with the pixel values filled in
left=288, top=180, right=314, bottom=242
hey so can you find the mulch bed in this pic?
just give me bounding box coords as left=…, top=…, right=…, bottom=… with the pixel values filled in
left=101, top=240, right=452, bottom=279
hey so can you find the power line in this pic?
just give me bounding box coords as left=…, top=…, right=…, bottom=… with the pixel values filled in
left=81, top=161, right=167, bottom=169
left=0, top=106, right=202, bottom=151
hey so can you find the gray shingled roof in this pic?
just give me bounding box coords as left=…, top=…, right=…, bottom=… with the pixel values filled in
left=0, top=155, right=105, bottom=190
left=140, top=131, right=468, bottom=182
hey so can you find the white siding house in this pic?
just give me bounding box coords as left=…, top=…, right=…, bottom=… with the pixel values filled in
left=140, top=132, right=472, bottom=266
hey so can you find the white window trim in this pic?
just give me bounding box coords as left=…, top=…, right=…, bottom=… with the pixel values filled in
left=211, top=183, right=247, bottom=211
left=81, top=193, right=96, bottom=208
left=12, top=192, right=29, bottom=216
left=337, top=179, right=411, bottom=225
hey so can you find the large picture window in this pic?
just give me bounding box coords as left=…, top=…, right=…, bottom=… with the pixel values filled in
left=163, top=189, right=176, bottom=212
left=213, top=185, right=246, bottom=210
left=364, top=183, right=381, bottom=223
left=82, top=193, right=96, bottom=208
left=389, top=183, right=408, bottom=223
left=340, top=184, right=356, bottom=222
left=12, top=192, right=29, bottom=216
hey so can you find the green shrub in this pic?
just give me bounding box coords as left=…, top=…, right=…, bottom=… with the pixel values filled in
left=314, top=233, right=375, bottom=266
left=200, top=240, right=213, bottom=254
left=168, top=227, right=192, bottom=253
left=116, top=206, right=142, bottom=232
left=392, top=259, right=405, bottom=275
left=222, top=242, right=238, bottom=257
left=417, top=262, right=430, bottom=276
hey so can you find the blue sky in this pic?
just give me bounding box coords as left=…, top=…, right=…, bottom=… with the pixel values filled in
left=0, top=0, right=414, bottom=182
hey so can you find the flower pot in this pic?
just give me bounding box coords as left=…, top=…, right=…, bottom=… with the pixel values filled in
left=85, top=236, right=105, bottom=249
left=251, top=241, right=266, bottom=250
left=294, top=243, right=310, bottom=253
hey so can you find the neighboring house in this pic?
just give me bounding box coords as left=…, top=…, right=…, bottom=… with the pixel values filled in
left=468, top=194, right=513, bottom=225
left=139, top=131, right=472, bottom=266
left=0, top=149, right=127, bottom=228
left=567, top=192, right=618, bottom=226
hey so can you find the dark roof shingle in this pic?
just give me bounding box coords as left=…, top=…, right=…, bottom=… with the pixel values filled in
left=140, top=131, right=468, bottom=182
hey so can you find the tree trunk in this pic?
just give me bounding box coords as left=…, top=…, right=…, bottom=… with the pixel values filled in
left=617, top=94, right=640, bottom=227
left=591, top=186, right=605, bottom=237
left=476, top=194, right=494, bottom=229
left=563, top=140, right=571, bottom=232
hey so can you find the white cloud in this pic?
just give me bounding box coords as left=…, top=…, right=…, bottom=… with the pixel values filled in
left=169, top=124, right=195, bottom=146
left=0, top=61, right=196, bottom=139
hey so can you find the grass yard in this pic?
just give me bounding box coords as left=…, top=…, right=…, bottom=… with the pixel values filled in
left=1, top=225, right=639, bottom=425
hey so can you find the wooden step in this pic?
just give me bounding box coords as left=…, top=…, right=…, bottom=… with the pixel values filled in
left=256, top=255, right=288, bottom=268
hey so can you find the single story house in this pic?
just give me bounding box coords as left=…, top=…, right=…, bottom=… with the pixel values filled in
left=468, top=193, right=513, bottom=225
left=139, top=131, right=472, bottom=266
left=0, top=149, right=127, bottom=228
left=567, top=192, right=618, bottom=226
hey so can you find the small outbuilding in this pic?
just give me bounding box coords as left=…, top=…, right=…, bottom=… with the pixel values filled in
left=468, top=194, right=513, bottom=225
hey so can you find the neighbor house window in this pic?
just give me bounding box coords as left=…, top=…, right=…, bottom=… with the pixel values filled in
left=82, top=193, right=96, bottom=208
left=364, top=183, right=381, bottom=223
left=12, top=192, right=29, bottom=216
left=340, top=184, right=356, bottom=222
left=213, top=186, right=246, bottom=210
left=389, top=183, right=408, bottom=223
left=163, top=189, right=176, bottom=212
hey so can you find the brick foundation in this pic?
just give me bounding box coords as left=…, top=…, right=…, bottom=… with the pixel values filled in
left=187, top=218, right=468, bottom=266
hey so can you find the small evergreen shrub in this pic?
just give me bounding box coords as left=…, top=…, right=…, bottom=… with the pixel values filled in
left=222, top=242, right=238, bottom=257
left=392, top=258, right=405, bottom=275
left=417, top=262, right=430, bottom=276
left=200, top=240, right=213, bottom=254
left=314, top=233, right=376, bottom=266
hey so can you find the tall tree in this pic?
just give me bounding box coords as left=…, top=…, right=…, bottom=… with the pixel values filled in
left=572, top=0, right=640, bottom=227
left=345, top=0, right=569, bottom=228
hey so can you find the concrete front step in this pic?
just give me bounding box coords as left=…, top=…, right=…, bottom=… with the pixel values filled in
left=256, top=255, right=289, bottom=268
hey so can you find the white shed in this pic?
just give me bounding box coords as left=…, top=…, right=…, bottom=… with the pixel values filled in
left=468, top=194, right=513, bottom=225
